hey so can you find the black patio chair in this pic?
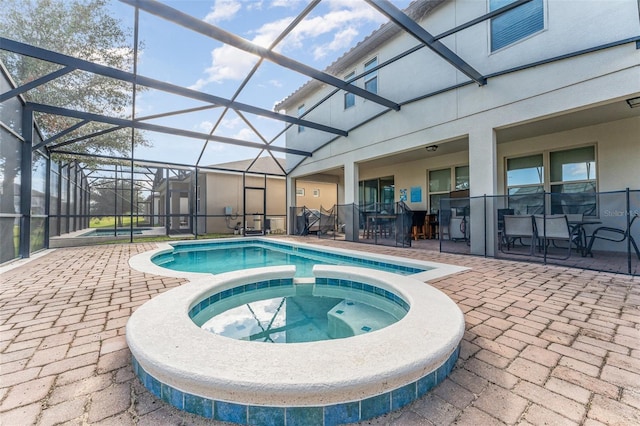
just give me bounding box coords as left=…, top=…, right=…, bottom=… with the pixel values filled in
left=583, top=214, right=640, bottom=259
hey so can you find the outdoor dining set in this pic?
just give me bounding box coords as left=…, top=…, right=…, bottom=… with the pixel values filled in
left=499, top=211, right=640, bottom=260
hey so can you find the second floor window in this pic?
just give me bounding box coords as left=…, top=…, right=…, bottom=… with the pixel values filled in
left=364, top=57, right=378, bottom=94
left=297, top=104, right=305, bottom=133
left=490, top=0, right=544, bottom=51
left=344, top=71, right=355, bottom=109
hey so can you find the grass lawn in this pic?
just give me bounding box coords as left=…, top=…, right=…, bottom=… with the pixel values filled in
left=90, top=216, right=150, bottom=228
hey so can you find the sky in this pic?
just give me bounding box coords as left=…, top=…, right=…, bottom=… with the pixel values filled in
left=106, top=0, right=412, bottom=169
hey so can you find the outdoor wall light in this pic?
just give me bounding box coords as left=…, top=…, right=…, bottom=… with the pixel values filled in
left=425, top=145, right=438, bottom=152
left=626, top=97, right=640, bottom=108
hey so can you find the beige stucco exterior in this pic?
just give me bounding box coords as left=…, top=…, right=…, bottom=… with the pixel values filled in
left=279, top=0, right=640, bottom=255
left=294, top=180, right=338, bottom=211
left=198, top=171, right=286, bottom=235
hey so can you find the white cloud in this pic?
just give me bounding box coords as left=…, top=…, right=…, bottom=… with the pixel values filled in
left=198, top=120, right=214, bottom=132
left=247, top=1, right=264, bottom=11
left=313, top=27, right=359, bottom=60
left=274, top=0, right=384, bottom=54
left=232, top=127, right=259, bottom=142
left=204, top=0, right=242, bottom=24
left=270, top=0, right=300, bottom=8
left=189, top=47, right=259, bottom=90
left=192, top=0, right=385, bottom=88
left=221, top=116, right=242, bottom=129
left=205, top=142, right=226, bottom=153
left=196, top=117, right=243, bottom=134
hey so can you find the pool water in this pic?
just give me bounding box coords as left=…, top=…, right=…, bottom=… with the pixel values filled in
left=204, top=295, right=403, bottom=343
left=192, top=281, right=407, bottom=343
left=83, top=228, right=148, bottom=236
left=153, top=241, right=427, bottom=277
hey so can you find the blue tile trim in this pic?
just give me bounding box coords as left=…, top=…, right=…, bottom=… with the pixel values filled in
left=131, top=344, right=460, bottom=426
left=184, top=393, right=213, bottom=418
left=324, top=402, right=360, bottom=425
left=314, top=278, right=410, bottom=311
left=155, top=239, right=429, bottom=276
left=286, top=406, right=323, bottom=426
left=188, top=277, right=410, bottom=320
left=215, top=401, right=247, bottom=424
left=361, top=393, right=391, bottom=420
left=248, top=406, right=285, bottom=426
left=391, top=382, right=416, bottom=410
left=188, top=278, right=294, bottom=319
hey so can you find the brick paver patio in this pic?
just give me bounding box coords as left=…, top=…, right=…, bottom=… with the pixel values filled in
left=1, top=238, right=639, bottom=425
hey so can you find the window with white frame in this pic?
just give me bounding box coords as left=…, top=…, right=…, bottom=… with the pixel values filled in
left=428, top=166, right=469, bottom=213
left=490, top=0, right=544, bottom=52
left=297, top=104, right=305, bottom=133
left=550, top=146, right=597, bottom=215
left=296, top=188, right=305, bottom=196
left=344, top=71, right=355, bottom=109
left=364, top=57, right=378, bottom=94
left=313, top=189, right=320, bottom=197
left=506, top=154, right=545, bottom=214
left=506, top=146, right=597, bottom=215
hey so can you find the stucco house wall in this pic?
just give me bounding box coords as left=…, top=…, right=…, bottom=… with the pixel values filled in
left=200, top=171, right=286, bottom=234
left=279, top=0, right=640, bottom=255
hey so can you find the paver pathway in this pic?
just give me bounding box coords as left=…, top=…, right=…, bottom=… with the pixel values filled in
left=1, top=238, right=639, bottom=425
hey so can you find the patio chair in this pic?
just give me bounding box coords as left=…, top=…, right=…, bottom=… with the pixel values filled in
left=497, top=208, right=514, bottom=250
left=426, top=213, right=439, bottom=239
left=534, top=214, right=582, bottom=259
left=411, top=211, right=426, bottom=240
left=566, top=213, right=585, bottom=248
left=440, top=209, right=451, bottom=240
left=502, top=215, right=535, bottom=255
left=583, top=214, right=640, bottom=259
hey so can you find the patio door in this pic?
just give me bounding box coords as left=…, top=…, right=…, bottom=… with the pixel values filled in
left=244, top=187, right=265, bottom=235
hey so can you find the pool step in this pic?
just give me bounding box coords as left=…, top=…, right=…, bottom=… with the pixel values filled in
left=327, top=300, right=396, bottom=339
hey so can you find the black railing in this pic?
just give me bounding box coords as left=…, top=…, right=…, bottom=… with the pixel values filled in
left=437, top=189, right=639, bottom=276
left=292, top=202, right=413, bottom=248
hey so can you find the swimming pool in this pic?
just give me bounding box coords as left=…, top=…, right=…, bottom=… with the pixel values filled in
left=82, top=227, right=149, bottom=236
left=127, top=265, right=466, bottom=425
left=150, top=239, right=430, bottom=277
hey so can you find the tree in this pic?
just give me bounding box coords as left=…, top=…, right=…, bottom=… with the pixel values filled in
left=90, top=178, right=143, bottom=226
left=1, top=0, right=147, bottom=149
left=0, top=0, right=149, bottom=260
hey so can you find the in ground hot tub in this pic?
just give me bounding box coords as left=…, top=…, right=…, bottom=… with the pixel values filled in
left=126, top=264, right=465, bottom=425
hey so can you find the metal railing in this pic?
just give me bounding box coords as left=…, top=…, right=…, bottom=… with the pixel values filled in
left=436, top=189, right=639, bottom=275
left=291, top=202, right=413, bottom=248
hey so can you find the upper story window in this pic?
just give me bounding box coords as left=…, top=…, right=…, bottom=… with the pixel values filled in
left=344, top=71, right=355, bottom=109
left=297, top=104, right=305, bottom=133
left=364, top=57, right=378, bottom=94
left=490, top=0, right=544, bottom=51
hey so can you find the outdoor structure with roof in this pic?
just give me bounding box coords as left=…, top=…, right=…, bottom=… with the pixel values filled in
left=1, top=0, right=639, bottom=274
left=277, top=0, right=640, bottom=273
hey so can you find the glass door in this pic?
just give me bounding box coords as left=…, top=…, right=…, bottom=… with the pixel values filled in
left=244, top=187, right=265, bottom=235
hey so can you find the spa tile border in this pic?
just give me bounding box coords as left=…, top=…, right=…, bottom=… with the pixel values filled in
left=188, top=277, right=410, bottom=320
left=132, top=344, right=459, bottom=426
